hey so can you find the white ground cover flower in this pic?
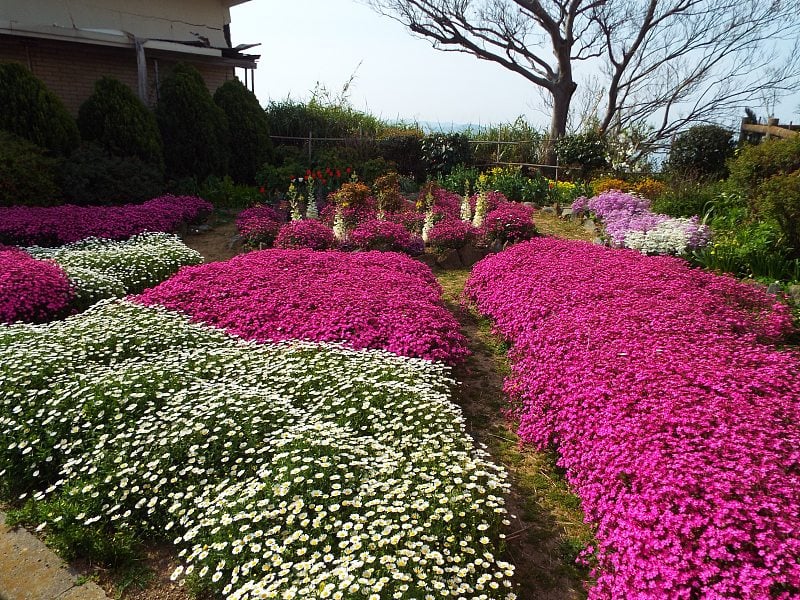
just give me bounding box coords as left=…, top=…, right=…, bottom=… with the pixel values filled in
left=0, top=300, right=515, bottom=599
left=25, top=233, right=202, bottom=306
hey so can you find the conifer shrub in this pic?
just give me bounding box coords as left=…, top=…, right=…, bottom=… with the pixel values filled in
left=666, top=125, right=734, bottom=181
left=213, top=79, right=273, bottom=184
left=78, top=77, right=164, bottom=170
left=156, top=63, right=229, bottom=181
left=0, top=62, right=79, bottom=155
left=0, top=131, right=60, bottom=206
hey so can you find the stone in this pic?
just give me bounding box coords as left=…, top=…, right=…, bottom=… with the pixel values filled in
left=415, top=253, right=439, bottom=269
left=540, top=206, right=556, bottom=216
left=457, top=244, right=490, bottom=268
left=227, top=235, right=244, bottom=254
left=436, top=249, right=464, bottom=270
left=593, top=237, right=604, bottom=245
left=766, top=283, right=781, bottom=295
left=788, top=285, right=800, bottom=303
left=583, top=219, right=597, bottom=233
left=560, top=208, right=573, bottom=219
left=0, top=511, right=108, bottom=600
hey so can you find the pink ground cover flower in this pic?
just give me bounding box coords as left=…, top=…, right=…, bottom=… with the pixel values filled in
left=348, top=219, right=424, bottom=255
left=0, top=248, right=74, bottom=323
left=483, top=203, right=537, bottom=245
left=236, top=205, right=282, bottom=247
left=465, top=238, right=800, bottom=599
left=135, top=249, right=469, bottom=364
left=274, top=220, right=336, bottom=250
left=0, top=195, right=212, bottom=246
left=427, top=219, right=481, bottom=250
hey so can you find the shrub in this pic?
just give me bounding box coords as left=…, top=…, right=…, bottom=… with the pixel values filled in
left=728, top=135, right=800, bottom=192
left=0, top=248, right=73, bottom=323
left=757, top=169, right=800, bottom=255
left=77, top=77, right=163, bottom=170
left=196, top=175, right=262, bottom=210
left=483, top=203, right=537, bottom=245
left=348, top=219, right=424, bottom=254
left=652, top=180, right=721, bottom=218
left=274, top=219, right=335, bottom=250
left=236, top=204, right=282, bottom=247
left=555, top=129, right=608, bottom=178
left=0, top=131, right=60, bottom=207
left=630, top=178, right=666, bottom=200
left=378, top=130, right=425, bottom=179
left=213, top=79, right=273, bottom=184
left=0, top=62, right=79, bottom=155
left=666, top=124, right=734, bottom=180
left=421, top=133, right=473, bottom=177
left=590, top=177, right=628, bottom=196
left=427, top=219, right=480, bottom=251
left=482, top=166, right=549, bottom=204
left=156, top=63, right=229, bottom=181
left=58, top=144, right=163, bottom=205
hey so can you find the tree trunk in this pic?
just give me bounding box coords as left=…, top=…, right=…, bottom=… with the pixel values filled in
left=543, top=81, right=577, bottom=170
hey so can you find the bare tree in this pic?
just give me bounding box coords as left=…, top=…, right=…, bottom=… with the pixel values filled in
left=365, top=0, right=800, bottom=153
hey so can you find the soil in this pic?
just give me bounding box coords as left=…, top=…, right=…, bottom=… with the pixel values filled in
left=74, top=213, right=595, bottom=599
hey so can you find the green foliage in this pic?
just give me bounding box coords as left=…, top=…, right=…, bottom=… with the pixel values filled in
left=264, top=98, right=383, bottom=140
left=727, top=136, right=800, bottom=192
left=213, top=79, right=273, bottom=184
left=469, top=118, right=545, bottom=166
left=421, top=133, right=473, bottom=177
left=58, top=144, right=163, bottom=205
left=438, top=164, right=480, bottom=194
left=666, top=125, right=734, bottom=181
left=0, top=62, right=79, bottom=155
left=652, top=180, right=722, bottom=218
left=156, top=63, right=229, bottom=181
left=756, top=170, right=800, bottom=255
left=377, top=130, right=425, bottom=180
left=197, top=175, right=262, bottom=209
left=487, top=166, right=550, bottom=204
left=555, top=129, right=608, bottom=178
left=77, top=77, right=163, bottom=170
left=0, top=131, right=60, bottom=206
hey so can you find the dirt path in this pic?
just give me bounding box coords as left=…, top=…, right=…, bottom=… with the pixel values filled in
left=181, top=211, right=240, bottom=263
left=437, top=269, right=591, bottom=600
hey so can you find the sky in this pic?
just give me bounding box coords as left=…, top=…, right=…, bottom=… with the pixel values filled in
left=230, top=0, right=800, bottom=131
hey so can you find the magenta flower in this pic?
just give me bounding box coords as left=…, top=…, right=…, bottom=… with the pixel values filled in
left=134, top=249, right=469, bottom=365
left=483, top=203, right=537, bottom=245
left=427, top=219, right=481, bottom=250
left=236, top=205, right=282, bottom=247
left=465, top=238, right=800, bottom=598
left=348, top=219, right=424, bottom=255
left=0, top=248, right=73, bottom=323
left=274, top=220, right=336, bottom=250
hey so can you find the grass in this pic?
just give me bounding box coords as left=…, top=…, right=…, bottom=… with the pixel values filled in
left=436, top=267, right=595, bottom=599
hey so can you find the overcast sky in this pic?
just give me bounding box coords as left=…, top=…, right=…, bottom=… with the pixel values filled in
left=230, top=0, right=800, bottom=130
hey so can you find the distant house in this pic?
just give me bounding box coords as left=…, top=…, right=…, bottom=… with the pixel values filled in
left=0, top=0, right=259, bottom=114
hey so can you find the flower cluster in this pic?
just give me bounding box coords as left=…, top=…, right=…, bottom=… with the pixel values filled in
left=236, top=205, right=283, bottom=247
left=26, top=233, right=203, bottom=306
left=572, top=190, right=711, bottom=255
left=465, top=238, right=800, bottom=598
left=0, top=196, right=213, bottom=246
left=427, top=219, right=481, bottom=251
left=348, top=219, right=424, bottom=255
left=0, top=300, right=514, bottom=599
left=0, top=247, right=73, bottom=323
left=136, top=249, right=469, bottom=364
left=274, top=220, right=336, bottom=251
left=483, top=204, right=537, bottom=245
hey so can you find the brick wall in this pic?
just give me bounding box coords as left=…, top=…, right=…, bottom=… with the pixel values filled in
left=0, top=35, right=236, bottom=115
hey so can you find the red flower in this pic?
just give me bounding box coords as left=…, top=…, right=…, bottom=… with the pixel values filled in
left=305, top=169, right=312, bottom=177
left=321, top=179, right=327, bottom=185
left=259, top=186, right=265, bottom=194
left=336, top=170, right=341, bottom=178
left=346, top=167, right=352, bottom=174
left=316, top=170, right=323, bottom=179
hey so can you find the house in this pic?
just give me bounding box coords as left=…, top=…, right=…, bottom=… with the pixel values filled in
left=0, top=0, right=259, bottom=114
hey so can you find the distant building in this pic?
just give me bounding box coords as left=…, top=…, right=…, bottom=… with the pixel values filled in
left=0, top=0, right=259, bottom=114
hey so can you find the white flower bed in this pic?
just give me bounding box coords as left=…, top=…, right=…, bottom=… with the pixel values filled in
left=25, top=233, right=202, bottom=305
left=0, top=300, right=515, bottom=599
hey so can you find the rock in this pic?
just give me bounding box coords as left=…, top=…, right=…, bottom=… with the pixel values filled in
left=583, top=219, right=597, bottom=233
left=540, top=206, right=557, bottom=216
left=593, top=237, right=604, bottom=245
left=436, top=249, right=464, bottom=270
left=227, top=235, right=244, bottom=254
left=193, top=224, right=212, bottom=233
left=766, top=282, right=781, bottom=295
left=560, top=208, right=573, bottom=220
left=415, top=253, right=439, bottom=269
left=458, top=244, right=490, bottom=267
left=788, top=285, right=800, bottom=303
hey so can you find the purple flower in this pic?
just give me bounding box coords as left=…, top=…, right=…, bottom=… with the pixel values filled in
left=274, top=220, right=336, bottom=250
left=483, top=203, right=537, bottom=245
left=348, top=219, right=424, bottom=255
left=0, top=248, right=73, bottom=323
left=427, top=219, right=481, bottom=250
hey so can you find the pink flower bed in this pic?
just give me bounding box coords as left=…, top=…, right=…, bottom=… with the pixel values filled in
left=274, top=219, right=335, bottom=250
left=135, top=249, right=469, bottom=364
left=465, top=238, right=800, bottom=599
left=348, top=219, right=424, bottom=254
left=0, top=248, right=74, bottom=323
left=427, top=219, right=481, bottom=250
left=0, top=195, right=213, bottom=246
left=483, top=203, right=536, bottom=245
left=236, top=205, right=282, bottom=246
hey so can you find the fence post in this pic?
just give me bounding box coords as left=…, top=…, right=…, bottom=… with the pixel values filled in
left=496, top=132, right=501, bottom=165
